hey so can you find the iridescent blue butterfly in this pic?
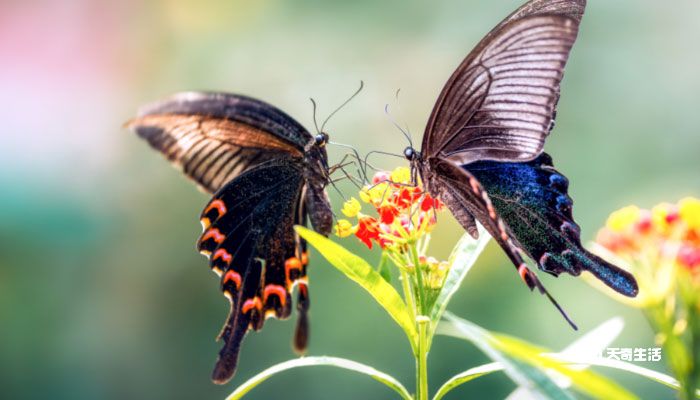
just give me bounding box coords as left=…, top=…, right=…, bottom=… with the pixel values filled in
left=403, top=0, right=638, bottom=327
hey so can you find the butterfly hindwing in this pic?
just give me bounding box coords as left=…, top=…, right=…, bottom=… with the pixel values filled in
left=197, top=159, right=308, bottom=384
left=429, top=158, right=582, bottom=327
left=465, top=153, right=638, bottom=296
left=423, top=1, right=583, bottom=164
left=126, top=92, right=310, bottom=193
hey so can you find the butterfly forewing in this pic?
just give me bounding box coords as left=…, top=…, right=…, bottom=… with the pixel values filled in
left=423, top=13, right=581, bottom=164
left=126, top=92, right=309, bottom=193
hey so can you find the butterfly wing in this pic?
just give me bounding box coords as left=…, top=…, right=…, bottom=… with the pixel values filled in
left=427, top=157, right=579, bottom=327
left=464, top=153, right=637, bottom=296
left=126, top=92, right=310, bottom=193
left=197, top=159, right=312, bottom=384
left=422, top=0, right=585, bottom=164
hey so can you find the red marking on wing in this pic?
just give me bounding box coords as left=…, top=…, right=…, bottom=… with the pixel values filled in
left=205, top=199, right=227, bottom=218
left=297, top=281, right=308, bottom=296
left=263, top=284, right=288, bottom=307
left=223, top=270, right=241, bottom=289
left=241, top=297, right=262, bottom=314
left=518, top=263, right=530, bottom=284
left=202, top=228, right=225, bottom=244
left=213, top=249, right=233, bottom=264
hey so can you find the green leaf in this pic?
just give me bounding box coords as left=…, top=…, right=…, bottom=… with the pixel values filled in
left=547, top=354, right=700, bottom=398
left=438, top=313, right=639, bottom=400
left=428, top=223, right=490, bottom=339
left=434, top=317, right=697, bottom=400
left=495, top=334, right=638, bottom=400
left=378, top=251, right=392, bottom=283
left=225, top=356, right=413, bottom=400
left=506, top=317, right=625, bottom=399
left=438, top=313, right=574, bottom=400
left=433, top=362, right=503, bottom=400
left=295, top=226, right=418, bottom=349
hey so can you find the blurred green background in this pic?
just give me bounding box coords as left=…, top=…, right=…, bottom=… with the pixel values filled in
left=1, top=0, right=699, bottom=398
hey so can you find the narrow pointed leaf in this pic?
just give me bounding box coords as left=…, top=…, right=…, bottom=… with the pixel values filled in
left=295, top=226, right=418, bottom=349
left=226, top=356, right=412, bottom=400
left=507, top=317, right=624, bottom=399
left=433, top=362, right=503, bottom=400
left=548, top=355, right=700, bottom=398
left=439, top=313, right=638, bottom=400
left=439, top=313, right=574, bottom=400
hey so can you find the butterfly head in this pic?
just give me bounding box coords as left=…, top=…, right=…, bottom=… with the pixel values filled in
left=314, top=132, right=329, bottom=147
left=404, top=146, right=419, bottom=161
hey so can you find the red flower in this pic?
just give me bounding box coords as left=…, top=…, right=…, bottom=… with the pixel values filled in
left=379, top=204, right=400, bottom=224
left=356, top=216, right=380, bottom=249
left=678, top=244, right=700, bottom=271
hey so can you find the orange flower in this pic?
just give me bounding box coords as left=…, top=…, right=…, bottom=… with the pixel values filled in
left=335, top=167, right=444, bottom=251
left=593, top=197, right=700, bottom=307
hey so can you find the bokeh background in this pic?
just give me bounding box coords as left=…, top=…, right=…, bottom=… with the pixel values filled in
left=2, top=0, right=699, bottom=399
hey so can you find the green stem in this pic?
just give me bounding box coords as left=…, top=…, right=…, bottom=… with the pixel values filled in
left=410, top=245, right=426, bottom=315
left=683, top=301, right=699, bottom=400
left=400, top=268, right=417, bottom=323
left=416, top=316, right=430, bottom=400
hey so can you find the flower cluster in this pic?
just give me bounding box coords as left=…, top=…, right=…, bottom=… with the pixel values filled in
left=594, top=197, right=700, bottom=400
left=334, top=167, right=451, bottom=312
left=595, top=197, right=700, bottom=299
left=334, top=167, right=444, bottom=251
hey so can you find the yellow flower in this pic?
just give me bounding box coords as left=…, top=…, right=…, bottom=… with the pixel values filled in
left=390, top=167, right=411, bottom=185
left=360, top=183, right=390, bottom=206
left=679, top=197, right=700, bottom=231
left=334, top=219, right=356, bottom=238
left=606, top=205, right=641, bottom=232
left=652, top=203, right=676, bottom=232
left=341, top=197, right=361, bottom=218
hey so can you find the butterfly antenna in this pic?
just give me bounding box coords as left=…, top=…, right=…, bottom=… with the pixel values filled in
left=394, top=88, right=414, bottom=142
left=320, top=80, right=364, bottom=132
left=328, top=141, right=370, bottom=183
left=363, top=150, right=407, bottom=176
left=384, top=104, right=413, bottom=148
left=310, top=98, right=321, bottom=134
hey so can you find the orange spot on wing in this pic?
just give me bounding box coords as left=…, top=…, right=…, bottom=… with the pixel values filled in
left=301, top=252, right=309, bottom=266
left=241, top=297, right=262, bottom=314
left=202, top=228, right=225, bottom=244
left=518, top=263, right=530, bottom=283
left=263, top=284, right=288, bottom=307
left=213, top=249, right=232, bottom=264
left=205, top=199, right=227, bottom=218
left=285, top=257, right=303, bottom=287
left=200, top=217, right=211, bottom=230
left=223, top=270, right=241, bottom=289
left=469, top=177, right=480, bottom=193
left=487, top=204, right=497, bottom=220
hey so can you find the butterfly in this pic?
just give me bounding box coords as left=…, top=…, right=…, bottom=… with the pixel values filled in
left=401, top=0, right=638, bottom=326
left=126, top=92, right=335, bottom=384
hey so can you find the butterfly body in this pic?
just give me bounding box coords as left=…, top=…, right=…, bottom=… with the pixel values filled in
left=403, top=0, right=637, bottom=326
left=128, top=92, right=332, bottom=383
